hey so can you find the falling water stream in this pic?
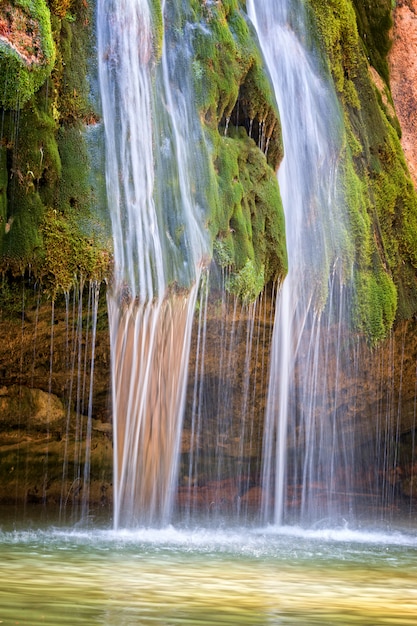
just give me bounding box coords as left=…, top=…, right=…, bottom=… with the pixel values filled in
left=248, top=0, right=355, bottom=526
left=97, top=0, right=208, bottom=528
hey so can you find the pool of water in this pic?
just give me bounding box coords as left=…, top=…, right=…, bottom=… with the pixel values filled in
left=1, top=516, right=416, bottom=625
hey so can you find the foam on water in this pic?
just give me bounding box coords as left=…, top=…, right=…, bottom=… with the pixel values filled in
left=3, top=523, right=417, bottom=558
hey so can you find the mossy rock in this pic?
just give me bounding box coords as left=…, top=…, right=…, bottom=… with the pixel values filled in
left=0, top=384, right=66, bottom=430
left=0, top=0, right=109, bottom=293
left=187, top=1, right=285, bottom=300
left=308, top=0, right=417, bottom=341
left=0, top=0, right=55, bottom=109
left=210, top=128, right=287, bottom=300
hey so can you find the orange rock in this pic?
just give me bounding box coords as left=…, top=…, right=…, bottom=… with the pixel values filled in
left=389, top=1, right=417, bottom=188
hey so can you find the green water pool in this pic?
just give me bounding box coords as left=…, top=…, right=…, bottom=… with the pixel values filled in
left=0, top=519, right=416, bottom=625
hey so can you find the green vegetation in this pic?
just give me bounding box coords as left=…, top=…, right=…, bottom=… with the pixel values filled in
left=0, top=0, right=108, bottom=295
left=189, top=0, right=287, bottom=300
left=308, top=0, right=417, bottom=343
left=2, top=0, right=417, bottom=341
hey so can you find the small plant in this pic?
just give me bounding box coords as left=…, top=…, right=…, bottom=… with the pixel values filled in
left=227, top=259, right=264, bottom=302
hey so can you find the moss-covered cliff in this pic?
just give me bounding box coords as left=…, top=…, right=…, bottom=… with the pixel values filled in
left=181, top=0, right=287, bottom=299
left=0, top=0, right=108, bottom=295
left=308, top=0, right=417, bottom=342
left=3, top=0, right=415, bottom=338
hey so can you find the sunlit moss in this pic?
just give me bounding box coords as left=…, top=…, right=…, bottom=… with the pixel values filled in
left=40, top=208, right=109, bottom=295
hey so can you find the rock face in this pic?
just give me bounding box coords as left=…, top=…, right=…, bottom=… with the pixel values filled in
left=0, top=286, right=113, bottom=514
left=0, top=284, right=417, bottom=516
left=1, top=1, right=417, bottom=521
left=389, top=0, right=417, bottom=187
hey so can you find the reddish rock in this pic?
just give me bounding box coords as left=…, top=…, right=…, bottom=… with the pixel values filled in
left=389, top=0, right=417, bottom=187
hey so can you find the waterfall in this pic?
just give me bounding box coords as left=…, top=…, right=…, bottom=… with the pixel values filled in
left=97, top=0, right=209, bottom=528
left=248, top=0, right=355, bottom=525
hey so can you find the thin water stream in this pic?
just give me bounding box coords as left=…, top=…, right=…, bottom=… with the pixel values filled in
left=248, top=0, right=355, bottom=526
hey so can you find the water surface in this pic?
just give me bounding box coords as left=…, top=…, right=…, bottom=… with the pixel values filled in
left=1, top=519, right=416, bottom=625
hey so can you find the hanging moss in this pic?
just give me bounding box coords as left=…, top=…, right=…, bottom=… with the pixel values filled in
left=40, top=207, right=109, bottom=295
left=210, top=126, right=287, bottom=296
left=227, top=259, right=265, bottom=302
left=353, top=267, right=397, bottom=345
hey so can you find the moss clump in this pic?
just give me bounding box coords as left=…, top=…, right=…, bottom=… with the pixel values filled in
left=227, top=258, right=265, bottom=302
left=0, top=0, right=55, bottom=109
left=309, top=0, right=362, bottom=108
left=353, top=267, right=397, bottom=345
left=40, top=208, right=109, bottom=295
left=209, top=126, right=286, bottom=297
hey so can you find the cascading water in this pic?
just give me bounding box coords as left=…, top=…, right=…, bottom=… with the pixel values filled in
left=97, top=0, right=209, bottom=528
left=248, top=0, right=355, bottom=526
left=94, top=0, right=412, bottom=532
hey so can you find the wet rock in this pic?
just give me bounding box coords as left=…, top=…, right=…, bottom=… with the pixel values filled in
left=0, top=385, right=66, bottom=431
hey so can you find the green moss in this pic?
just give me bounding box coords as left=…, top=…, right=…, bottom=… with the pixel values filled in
left=351, top=0, right=393, bottom=84
left=150, top=0, right=163, bottom=60
left=0, top=0, right=109, bottom=293
left=353, top=267, right=397, bottom=345
left=307, top=0, right=417, bottom=342
left=187, top=1, right=286, bottom=300
left=52, top=1, right=95, bottom=125
left=1, top=190, right=44, bottom=273
left=208, top=126, right=286, bottom=296
left=0, top=0, right=55, bottom=109
left=308, top=0, right=361, bottom=108
left=40, top=208, right=109, bottom=295
left=227, top=259, right=265, bottom=302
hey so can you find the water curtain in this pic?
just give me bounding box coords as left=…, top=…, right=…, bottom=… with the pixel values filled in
left=248, top=0, right=354, bottom=525
left=97, top=0, right=209, bottom=528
